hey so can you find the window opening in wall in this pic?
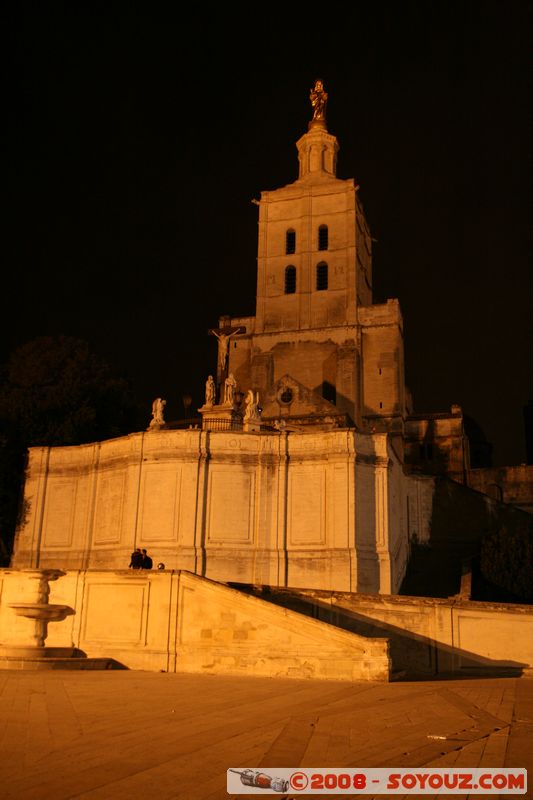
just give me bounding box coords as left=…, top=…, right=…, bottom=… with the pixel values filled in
left=419, top=443, right=434, bottom=460
left=280, top=388, right=293, bottom=404
left=379, top=402, right=383, bottom=409
left=284, top=265, right=296, bottom=294
left=316, top=262, right=328, bottom=291
left=286, top=229, right=296, bottom=255
left=318, top=224, right=328, bottom=250
left=322, top=381, right=336, bottom=404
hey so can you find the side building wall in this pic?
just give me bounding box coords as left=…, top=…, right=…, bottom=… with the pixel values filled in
left=405, top=407, right=469, bottom=484
left=12, top=428, right=410, bottom=595
left=467, top=465, right=533, bottom=514
left=359, top=299, right=405, bottom=425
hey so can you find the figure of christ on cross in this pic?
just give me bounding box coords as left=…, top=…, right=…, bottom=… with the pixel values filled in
left=208, top=325, right=245, bottom=382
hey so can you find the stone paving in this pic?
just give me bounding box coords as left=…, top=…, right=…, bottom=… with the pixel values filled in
left=0, top=671, right=531, bottom=800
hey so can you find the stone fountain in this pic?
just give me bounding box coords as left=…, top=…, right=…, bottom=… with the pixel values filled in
left=0, top=569, right=120, bottom=670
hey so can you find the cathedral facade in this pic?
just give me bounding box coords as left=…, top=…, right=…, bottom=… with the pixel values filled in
left=12, top=83, right=472, bottom=595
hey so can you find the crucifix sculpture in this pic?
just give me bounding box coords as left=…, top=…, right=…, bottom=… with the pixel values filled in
left=208, top=324, right=245, bottom=383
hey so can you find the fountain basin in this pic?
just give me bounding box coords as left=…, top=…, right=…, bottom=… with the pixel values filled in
left=0, top=568, right=125, bottom=670
left=0, top=645, right=78, bottom=659
left=9, top=603, right=74, bottom=622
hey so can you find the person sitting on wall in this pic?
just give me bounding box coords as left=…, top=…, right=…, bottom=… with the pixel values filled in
left=141, top=549, right=153, bottom=569
left=129, top=548, right=143, bottom=569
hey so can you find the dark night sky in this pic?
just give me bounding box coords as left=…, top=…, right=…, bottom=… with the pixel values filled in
left=3, top=3, right=531, bottom=466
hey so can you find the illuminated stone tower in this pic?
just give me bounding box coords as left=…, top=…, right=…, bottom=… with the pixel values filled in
left=221, top=80, right=407, bottom=434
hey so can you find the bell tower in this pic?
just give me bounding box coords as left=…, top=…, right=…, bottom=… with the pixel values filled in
left=223, top=81, right=406, bottom=432
left=255, top=79, right=373, bottom=337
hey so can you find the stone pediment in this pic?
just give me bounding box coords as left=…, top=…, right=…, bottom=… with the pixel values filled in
left=260, top=374, right=345, bottom=424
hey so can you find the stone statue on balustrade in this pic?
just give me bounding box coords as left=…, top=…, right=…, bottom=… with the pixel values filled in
left=243, top=389, right=262, bottom=431
left=205, top=375, right=216, bottom=406
left=223, top=373, right=237, bottom=406
left=243, top=389, right=261, bottom=422
left=148, top=397, right=166, bottom=430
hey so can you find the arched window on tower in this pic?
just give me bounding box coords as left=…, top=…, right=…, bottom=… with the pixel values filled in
left=286, top=229, right=296, bottom=254
left=316, top=262, right=328, bottom=290
left=318, top=224, right=328, bottom=251
left=285, top=265, right=296, bottom=294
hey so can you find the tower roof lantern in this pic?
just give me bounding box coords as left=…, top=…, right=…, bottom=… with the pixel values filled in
left=296, top=79, right=339, bottom=180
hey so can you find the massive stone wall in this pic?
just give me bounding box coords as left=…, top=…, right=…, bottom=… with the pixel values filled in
left=12, top=428, right=410, bottom=595
left=0, top=569, right=390, bottom=681
left=3, top=567, right=528, bottom=679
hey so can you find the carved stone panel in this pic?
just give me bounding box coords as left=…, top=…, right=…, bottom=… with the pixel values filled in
left=207, top=467, right=256, bottom=544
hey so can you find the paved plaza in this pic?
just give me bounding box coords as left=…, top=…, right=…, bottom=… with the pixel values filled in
left=0, top=671, right=531, bottom=799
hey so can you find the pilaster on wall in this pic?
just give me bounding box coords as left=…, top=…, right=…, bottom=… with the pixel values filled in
left=375, top=464, right=392, bottom=594
left=191, top=429, right=209, bottom=576
left=274, top=431, right=289, bottom=587
left=83, top=443, right=102, bottom=570
left=26, top=447, right=50, bottom=569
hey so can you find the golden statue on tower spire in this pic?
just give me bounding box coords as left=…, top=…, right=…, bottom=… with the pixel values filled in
left=309, top=79, right=328, bottom=128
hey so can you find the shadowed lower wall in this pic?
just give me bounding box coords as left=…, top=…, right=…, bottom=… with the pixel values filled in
left=236, top=585, right=533, bottom=677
